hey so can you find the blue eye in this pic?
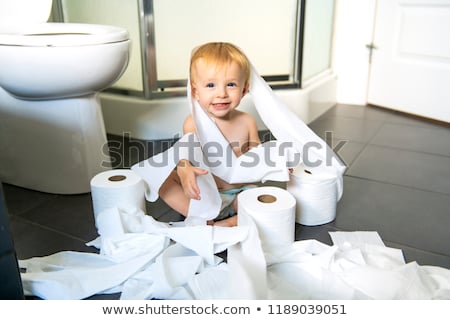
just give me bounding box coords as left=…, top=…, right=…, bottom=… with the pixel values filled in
left=227, top=82, right=237, bottom=87
left=206, top=83, right=215, bottom=88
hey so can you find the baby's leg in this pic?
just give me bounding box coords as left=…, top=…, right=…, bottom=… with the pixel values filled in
left=213, top=215, right=237, bottom=227
left=213, top=196, right=239, bottom=227
left=158, top=170, right=190, bottom=217
left=159, top=171, right=222, bottom=225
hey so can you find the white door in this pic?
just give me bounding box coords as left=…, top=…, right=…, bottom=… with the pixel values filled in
left=367, top=0, right=450, bottom=123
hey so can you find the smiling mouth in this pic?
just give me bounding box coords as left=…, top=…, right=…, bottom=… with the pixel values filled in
left=212, top=103, right=230, bottom=109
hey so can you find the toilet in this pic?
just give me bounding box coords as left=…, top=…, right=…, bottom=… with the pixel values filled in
left=0, top=0, right=130, bottom=194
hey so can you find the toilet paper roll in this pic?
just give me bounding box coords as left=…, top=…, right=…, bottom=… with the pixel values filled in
left=286, top=165, right=337, bottom=226
left=238, top=186, right=296, bottom=251
left=90, top=169, right=146, bottom=223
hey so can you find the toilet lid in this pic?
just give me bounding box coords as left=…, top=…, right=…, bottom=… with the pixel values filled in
left=0, top=23, right=129, bottom=47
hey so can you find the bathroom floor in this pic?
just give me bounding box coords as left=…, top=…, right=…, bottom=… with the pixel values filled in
left=3, top=104, right=450, bottom=299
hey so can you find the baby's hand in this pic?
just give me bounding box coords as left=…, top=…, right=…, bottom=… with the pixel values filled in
left=177, top=160, right=208, bottom=200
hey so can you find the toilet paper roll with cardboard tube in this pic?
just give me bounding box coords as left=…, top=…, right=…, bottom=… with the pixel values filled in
left=90, top=169, right=146, bottom=225
left=227, top=186, right=296, bottom=299
left=238, top=186, right=296, bottom=251
left=286, top=165, right=338, bottom=226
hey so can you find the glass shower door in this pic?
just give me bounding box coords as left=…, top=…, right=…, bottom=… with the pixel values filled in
left=55, top=0, right=335, bottom=98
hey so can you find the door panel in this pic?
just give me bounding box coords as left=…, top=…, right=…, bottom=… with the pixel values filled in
left=368, top=0, right=450, bottom=123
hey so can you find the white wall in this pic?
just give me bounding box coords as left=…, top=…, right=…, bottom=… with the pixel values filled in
left=332, top=0, right=376, bottom=105
left=154, top=0, right=298, bottom=80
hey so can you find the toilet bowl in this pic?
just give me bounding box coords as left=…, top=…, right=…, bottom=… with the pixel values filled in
left=0, top=23, right=130, bottom=100
left=0, top=0, right=130, bottom=194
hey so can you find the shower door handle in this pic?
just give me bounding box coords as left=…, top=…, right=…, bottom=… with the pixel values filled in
left=366, top=43, right=378, bottom=63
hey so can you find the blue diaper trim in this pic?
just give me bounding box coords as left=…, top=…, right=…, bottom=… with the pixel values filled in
left=219, top=185, right=251, bottom=196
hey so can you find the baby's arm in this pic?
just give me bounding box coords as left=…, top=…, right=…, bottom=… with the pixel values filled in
left=176, top=115, right=207, bottom=200
left=245, top=113, right=261, bottom=152
left=176, top=159, right=207, bottom=200
left=249, top=115, right=261, bottom=145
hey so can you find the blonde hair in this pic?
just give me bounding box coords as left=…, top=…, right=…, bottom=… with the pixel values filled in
left=190, top=42, right=251, bottom=87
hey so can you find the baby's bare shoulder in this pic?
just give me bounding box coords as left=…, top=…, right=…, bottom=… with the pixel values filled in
left=183, top=115, right=196, bottom=134
left=233, top=110, right=256, bottom=123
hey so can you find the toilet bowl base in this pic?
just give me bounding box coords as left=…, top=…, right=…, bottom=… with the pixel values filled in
left=0, top=88, right=111, bottom=194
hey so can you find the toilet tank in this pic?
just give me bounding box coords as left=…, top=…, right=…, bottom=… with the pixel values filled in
left=0, top=0, right=53, bottom=25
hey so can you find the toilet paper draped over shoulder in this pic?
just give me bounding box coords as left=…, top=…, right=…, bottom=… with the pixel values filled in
left=131, top=64, right=346, bottom=208
left=247, top=65, right=346, bottom=198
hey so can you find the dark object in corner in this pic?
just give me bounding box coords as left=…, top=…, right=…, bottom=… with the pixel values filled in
left=0, top=183, right=24, bottom=299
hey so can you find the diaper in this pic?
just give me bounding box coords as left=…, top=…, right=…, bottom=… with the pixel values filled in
left=215, top=185, right=256, bottom=221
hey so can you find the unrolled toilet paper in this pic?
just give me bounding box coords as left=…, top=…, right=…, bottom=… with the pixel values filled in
left=286, top=164, right=338, bottom=226
left=131, top=64, right=345, bottom=225
left=227, top=186, right=296, bottom=299
left=248, top=64, right=346, bottom=200
left=17, top=59, right=450, bottom=301
left=90, top=169, right=146, bottom=223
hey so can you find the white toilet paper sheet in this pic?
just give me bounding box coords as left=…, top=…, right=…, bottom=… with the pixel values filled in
left=19, top=201, right=450, bottom=299
left=20, top=240, right=167, bottom=300
left=19, top=202, right=450, bottom=300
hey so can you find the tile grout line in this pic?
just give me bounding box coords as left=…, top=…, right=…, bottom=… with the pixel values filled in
left=12, top=215, right=96, bottom=244
left=384, top=240, right=450, bottom=261
left=367, top=142, right=450, bottom=160
left=343, top=174, right=450, bottom=197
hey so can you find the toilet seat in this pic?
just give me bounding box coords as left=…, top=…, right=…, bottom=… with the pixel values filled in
left=0, top=23, right=129, bottom=47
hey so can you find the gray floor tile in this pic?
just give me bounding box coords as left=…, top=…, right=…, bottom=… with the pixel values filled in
left=155, top=210, right=185, bottom=223
left=294, top=224, right=337, bottom=246
left=386, top=111, right=449, bottom=128
left=18, top=194, right=98, bottom=242
left=10, top=217, right=97, bottom=260
left=2, top=184, right=57, bottom=216
left=146, top=197, right=173, bottom=219
left=334, top=176, right=450, bottom=257
left=372, top=123, right=450, bottom=157
left=335, top=140, right=366, bottom=167
left=309, top=115, right=384, bottom=143
left=347, top=145, right=450, bottom=194
left=385, top=241, right=450, bottom=269
left=326, top=104, right=392, bottom=121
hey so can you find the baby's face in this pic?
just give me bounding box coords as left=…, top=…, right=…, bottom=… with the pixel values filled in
left=191, top=59, right=247, bottom=119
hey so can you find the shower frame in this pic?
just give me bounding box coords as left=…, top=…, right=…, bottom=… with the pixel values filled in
left=52, top=0, right=307, bottom=99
